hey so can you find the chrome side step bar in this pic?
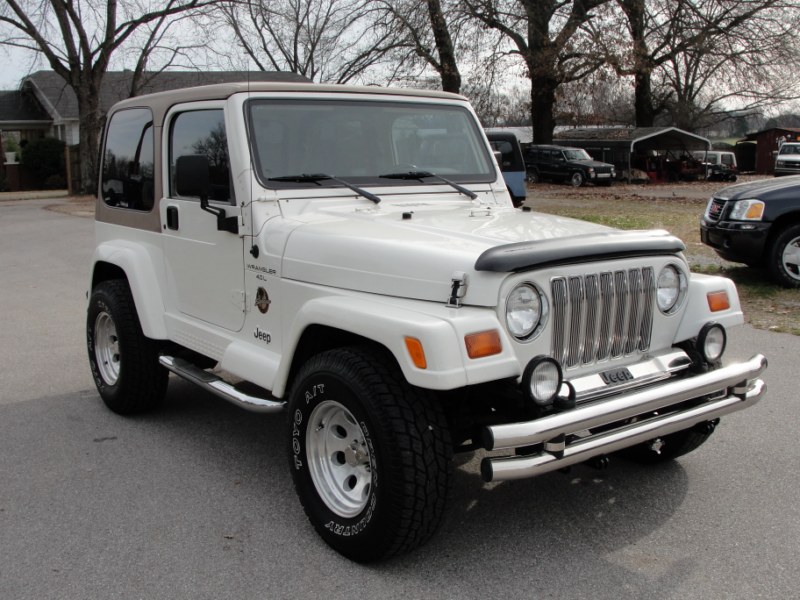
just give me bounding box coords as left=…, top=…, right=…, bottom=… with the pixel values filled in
left=159, top=355, right=285, bottom=414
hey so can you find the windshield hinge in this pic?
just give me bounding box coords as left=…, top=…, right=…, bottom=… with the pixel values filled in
left=447, top=272, right=468, bottom=308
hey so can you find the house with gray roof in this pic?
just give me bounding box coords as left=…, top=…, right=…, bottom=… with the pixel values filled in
left=1, top=70, right=309, bottom=147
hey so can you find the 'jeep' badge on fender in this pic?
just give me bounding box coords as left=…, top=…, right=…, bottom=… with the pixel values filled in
left=255, top=287, right=271, bottom=314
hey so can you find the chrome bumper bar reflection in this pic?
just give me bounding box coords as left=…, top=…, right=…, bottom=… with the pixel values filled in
left=481, top=354, right=767, bottom=482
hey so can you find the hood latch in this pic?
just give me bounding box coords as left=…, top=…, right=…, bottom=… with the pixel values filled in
left=447, top=271, right=468, bottom=308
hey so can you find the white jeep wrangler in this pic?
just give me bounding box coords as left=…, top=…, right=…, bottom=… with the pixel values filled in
left=87, top=82, right=767, bottom=562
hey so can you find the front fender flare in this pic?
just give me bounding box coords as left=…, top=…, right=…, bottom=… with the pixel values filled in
left=272, top=296, right=518, bottom=398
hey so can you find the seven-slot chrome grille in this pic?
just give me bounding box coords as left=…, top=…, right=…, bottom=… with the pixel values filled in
left=551, top=268, right=655, bottom=369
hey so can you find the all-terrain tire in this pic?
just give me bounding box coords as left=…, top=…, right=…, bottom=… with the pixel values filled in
left=87, top=279, right=168, bottom=414
left=767, top=223, right=800, bottom=288
left=287, top=346, right=452, bottom=562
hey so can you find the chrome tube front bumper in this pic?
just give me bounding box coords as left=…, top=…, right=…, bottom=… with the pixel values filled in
left=481, top=354, right=767, bottom=482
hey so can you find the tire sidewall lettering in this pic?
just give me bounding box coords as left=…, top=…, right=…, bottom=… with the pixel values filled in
left=290, top=376, right=379, bottom=539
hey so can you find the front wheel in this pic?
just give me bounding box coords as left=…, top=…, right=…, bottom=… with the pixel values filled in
left=768, top=223, right=800, bottom=288
left=87, top=280, right=167, bottom=414
left=569, top=171, right=585, bottom=187
left=288, top=347, right=452, bottom=562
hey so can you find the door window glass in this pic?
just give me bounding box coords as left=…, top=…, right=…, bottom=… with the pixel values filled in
left=169, top=109, right=233, bottom=204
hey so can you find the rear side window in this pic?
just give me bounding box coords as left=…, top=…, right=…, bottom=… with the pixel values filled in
left=101, top=108, right=154, bottom=211
left=169, top=109, right=233, bottom=204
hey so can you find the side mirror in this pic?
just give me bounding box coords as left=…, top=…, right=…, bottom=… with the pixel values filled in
left=175, top=155, right=210, bottom=199
left=174, top=154, right=238, bottom=234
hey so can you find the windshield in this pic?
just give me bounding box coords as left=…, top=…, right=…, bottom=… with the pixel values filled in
left=779, top=144, right=800, bottom=156
left=563, top=149, right=592, bottom=161
left=246, top=99, right=494, bottom=189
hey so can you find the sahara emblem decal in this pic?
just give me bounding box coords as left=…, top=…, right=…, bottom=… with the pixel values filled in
left=255, top=287, right=271, bottom=314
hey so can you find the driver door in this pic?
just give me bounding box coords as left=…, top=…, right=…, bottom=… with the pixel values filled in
left=161, top=105, right=246, bottom=332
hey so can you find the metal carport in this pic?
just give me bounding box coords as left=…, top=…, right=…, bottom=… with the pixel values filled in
left=554, top=127, right=712, bottom=182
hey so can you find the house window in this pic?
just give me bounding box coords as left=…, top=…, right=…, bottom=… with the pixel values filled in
left=101, top=108, right=155, bottom=211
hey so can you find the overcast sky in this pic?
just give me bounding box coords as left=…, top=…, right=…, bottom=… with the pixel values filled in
left=0, top=45, right=45, bottom=89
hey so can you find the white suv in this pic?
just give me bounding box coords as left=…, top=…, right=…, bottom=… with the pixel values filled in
left=775, top=142, right=800, bottom=176
left=87, top=82, right=767, bottom=562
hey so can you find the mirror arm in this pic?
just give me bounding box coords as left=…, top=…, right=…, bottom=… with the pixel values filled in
left=200, top=194, right=239, bottom=234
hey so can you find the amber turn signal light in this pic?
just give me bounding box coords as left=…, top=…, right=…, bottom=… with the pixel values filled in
left=707, top=291, right=730, bottom=312
left=465, top=330, right=502, bottom=359
left=404, top=337, right=427, bottom=369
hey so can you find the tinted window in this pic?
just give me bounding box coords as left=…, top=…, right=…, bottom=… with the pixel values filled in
left=170, top=109, right=233, bottom=203
left=101, top=108, right=154, bottom=211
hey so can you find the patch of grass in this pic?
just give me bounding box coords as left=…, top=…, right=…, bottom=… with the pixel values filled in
left=557, top=213, right=652, bottom=230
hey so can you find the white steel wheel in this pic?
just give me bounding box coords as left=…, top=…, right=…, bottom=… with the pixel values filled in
left=93, top=311, right=121, bottom=385
left=306, top=400, right=372, bottom=518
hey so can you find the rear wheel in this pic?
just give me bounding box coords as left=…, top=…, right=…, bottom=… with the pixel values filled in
left=87, top=280, right=167, bottom=414
left=288, top=347, right=452, bottom=562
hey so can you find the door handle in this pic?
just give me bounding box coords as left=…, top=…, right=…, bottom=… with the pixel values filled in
left=166, top=206, right=179, bottom=230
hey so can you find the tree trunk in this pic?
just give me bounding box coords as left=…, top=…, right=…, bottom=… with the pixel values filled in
left=633, top=70, right=656, bottom=127
left=426, top=0, right=461, bottom=93
left=619, top=0, right=657, bottom=126
left=530, top=77, right=558, bottom=144
left=75, top=85, right=105, bottom=194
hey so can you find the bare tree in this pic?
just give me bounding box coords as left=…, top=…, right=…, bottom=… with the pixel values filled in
left=465, top=0, right=611, bottom=144
left=217, top=0, right=404, bottom=84
left=0, top=0, right=214, bottom=191
left=373, top=0, right=466, bottom=93
left=660, top=1, right=800, bottom=130
left=600, top=0, right=800, bottom=127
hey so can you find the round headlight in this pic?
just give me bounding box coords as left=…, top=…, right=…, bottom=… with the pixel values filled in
left=523, top=356, right=563, bottom=406
left=697, top=323, right=726, bottom=362
left=657, top=265, right=686, bottom=314
left=506, top=284, right=543, bottom=339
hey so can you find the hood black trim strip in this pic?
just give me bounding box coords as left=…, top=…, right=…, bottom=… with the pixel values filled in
left=475, top=230, right=686, bottom=273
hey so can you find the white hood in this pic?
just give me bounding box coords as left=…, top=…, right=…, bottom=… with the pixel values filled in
left=281, top=202, right=679, bottom=306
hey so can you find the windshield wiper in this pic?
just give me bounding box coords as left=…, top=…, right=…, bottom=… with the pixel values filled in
left=268, top=173, right=381, bottom=204
left=379, top=170, right=478, bottom=200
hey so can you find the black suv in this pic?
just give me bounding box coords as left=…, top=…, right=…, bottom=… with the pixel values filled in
left=523, top=144, right=615, bottom=187
left=701, top=176, right=800, bottom=287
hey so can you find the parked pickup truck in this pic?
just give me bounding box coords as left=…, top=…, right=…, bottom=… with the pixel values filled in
left=87, top=81, right=767, bottom=562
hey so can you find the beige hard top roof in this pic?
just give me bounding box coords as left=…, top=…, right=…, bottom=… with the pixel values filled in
left=109, top=81, right=466, bottom=118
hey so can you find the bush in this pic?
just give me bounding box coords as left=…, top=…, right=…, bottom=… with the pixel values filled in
left=20, top=137, right=66, bottom=182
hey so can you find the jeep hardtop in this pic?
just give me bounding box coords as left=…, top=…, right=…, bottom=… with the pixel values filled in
left=87, top=81, right=767, bottom=562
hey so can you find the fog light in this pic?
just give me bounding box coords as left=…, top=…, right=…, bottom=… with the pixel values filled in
left=697, top=323, right=726, bottom=362
left=523, top=356, right=563, bottom=406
